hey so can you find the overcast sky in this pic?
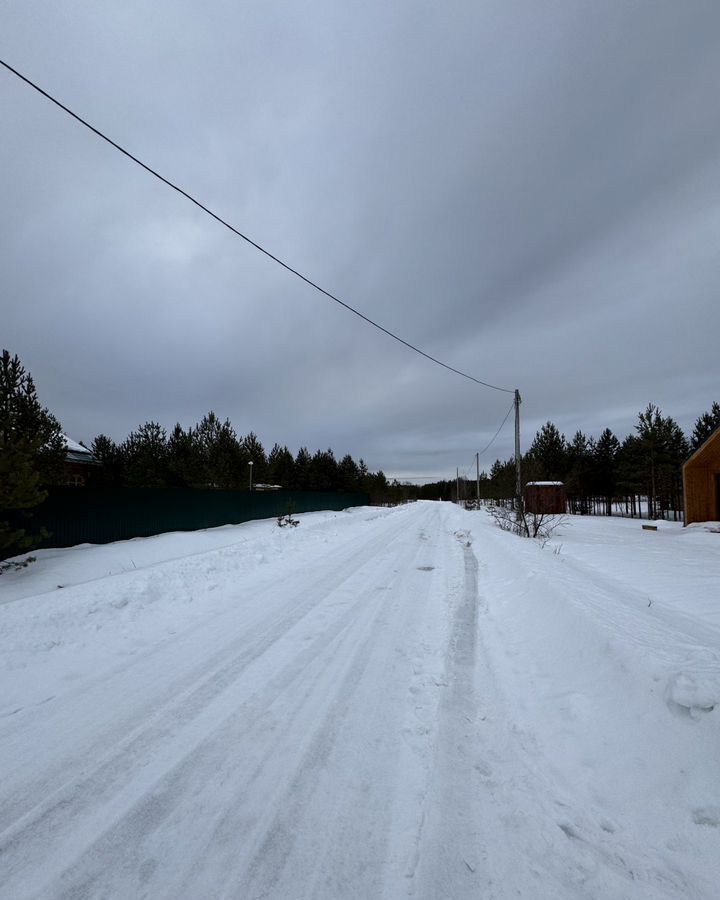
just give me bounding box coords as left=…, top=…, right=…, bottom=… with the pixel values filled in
left=2, top=1, right=719, bottom=480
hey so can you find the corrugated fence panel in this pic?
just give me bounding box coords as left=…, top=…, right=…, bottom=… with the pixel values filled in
left=4, top=488, right=370, bottom=555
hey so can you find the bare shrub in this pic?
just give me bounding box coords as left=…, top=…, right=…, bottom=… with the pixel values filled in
left=277, top=503, right=299, bottom=528
left=0, top=555, right=37, bottom=575
left=487, top=505, right=565, bottom=541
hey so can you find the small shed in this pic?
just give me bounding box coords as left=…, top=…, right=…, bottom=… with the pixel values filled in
left=683, top=429, right=720, bottom=525
left=525, top=481, right=566, bottom=515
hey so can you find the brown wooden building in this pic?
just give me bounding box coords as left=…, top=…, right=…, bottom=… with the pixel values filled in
left=525, top=481, right=566, bottom=515
left=683, top=429, right=720, bottom=525
left=62, top=434, right=99, bottom=487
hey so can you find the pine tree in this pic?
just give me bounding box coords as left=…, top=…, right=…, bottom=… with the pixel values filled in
left=357, top=459, right=369, bottom=490
left=196, top=412, right=222, bottom=486
left=294, top=447, right=312, bottom=489
left=565, top=431, right=592, bottom=514
left=656, top=415, right=689, bottom=519
left=635, top=404, right=688, bottom=519
left=691, top=402, right=720, bottom=451
left=592, top=428, right=620, bottom=515
left=488, top=458, right=515, bottom=499
left=310, top=448, right=338, bottom=491
left=91, top=434, right=124, bottom=486
left=213, top=420, right=244, bottom=489
left=1, top=350, right=65, bottom=554
left=241, top=432, right=267, bottom=485
left=636, top=405, right=662, bottom=518
left=527, top=421, right=567, bottom=480
left=267, top=444, right=295, bottom=487
left=616, top=434, right=644, bottom=517
left=195, top=413, right=246, bottom=488
left=367, top=470, right=389, bottom=503
left=121, top=421, right=169, bottom=487
left=338, top=453, right=360, bottom=491
left=166, top=424, right=203, bottom=487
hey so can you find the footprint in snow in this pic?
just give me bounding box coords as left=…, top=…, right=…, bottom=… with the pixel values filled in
left=692, top=807, right=720, bottom=828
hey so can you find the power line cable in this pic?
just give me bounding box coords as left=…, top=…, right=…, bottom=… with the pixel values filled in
left=0, top=59, right=514, bottom=394
left=477, top=400, right=515, bottom=461
left=460, top=400, right=514, bottom=481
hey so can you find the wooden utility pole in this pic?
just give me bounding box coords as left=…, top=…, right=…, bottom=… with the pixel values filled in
left=456, top=467, right=460, bottom=505
left=514, top=389, right=522, bottom=512
left=476, top=452, right=480, bottom=504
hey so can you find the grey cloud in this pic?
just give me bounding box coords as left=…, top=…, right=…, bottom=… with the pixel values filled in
left=2, top=0, right=719, bottom=479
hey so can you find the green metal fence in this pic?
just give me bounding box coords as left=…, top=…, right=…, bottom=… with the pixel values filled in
left=4, top=487, right=370, bottom=554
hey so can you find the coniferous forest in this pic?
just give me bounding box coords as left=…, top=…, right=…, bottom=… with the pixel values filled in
left=3, top=349, right=719, bottom=527
left=1, top=350, right=391, bottom=555
left=89, top=413, right=389, bottom=498
left=415, top=402, right=720, bottom=520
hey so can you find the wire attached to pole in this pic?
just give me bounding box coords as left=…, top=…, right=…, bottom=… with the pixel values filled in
left=478, top=400, right=515, bottom=460
left=1, top=58, right=515, bottom=394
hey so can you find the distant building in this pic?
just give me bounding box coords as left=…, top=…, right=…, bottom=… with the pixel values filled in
left=62, top=434, right=98, bottom=486
left=683, top=429, right=720, bottom=525
left=525, top=481, right=566, bottom=515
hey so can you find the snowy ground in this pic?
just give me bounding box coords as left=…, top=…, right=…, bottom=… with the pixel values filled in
left=1, top=502, right=718, bottom=899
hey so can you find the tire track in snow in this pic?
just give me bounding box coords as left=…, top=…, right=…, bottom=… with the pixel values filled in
left=0, top=506, right=430, bottom=892
left=409, top=528, right=483, bottom=898
left=195, top=505, right=446, bottom=899
left=0, top=507, right=415, bottom=831
left=426, top=510, right=708, bottom=900
left=4, top=506, right=444, bottom=897
left=49, top=576, right=392, bottom=900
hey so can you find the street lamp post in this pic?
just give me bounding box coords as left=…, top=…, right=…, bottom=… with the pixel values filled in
left=248, top=460, right=254, bottom=491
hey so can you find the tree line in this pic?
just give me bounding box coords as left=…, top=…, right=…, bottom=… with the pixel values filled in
left=3, top=345, right=719, bottom=557
left=1, top=350, right=388, bottom=555
left=90, top=413, right=389, bottom=496
left=414, top=402, right=720, bottom=519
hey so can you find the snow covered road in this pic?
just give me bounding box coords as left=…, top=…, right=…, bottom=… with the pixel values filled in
left=1, top=503, right=719, bottom=898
